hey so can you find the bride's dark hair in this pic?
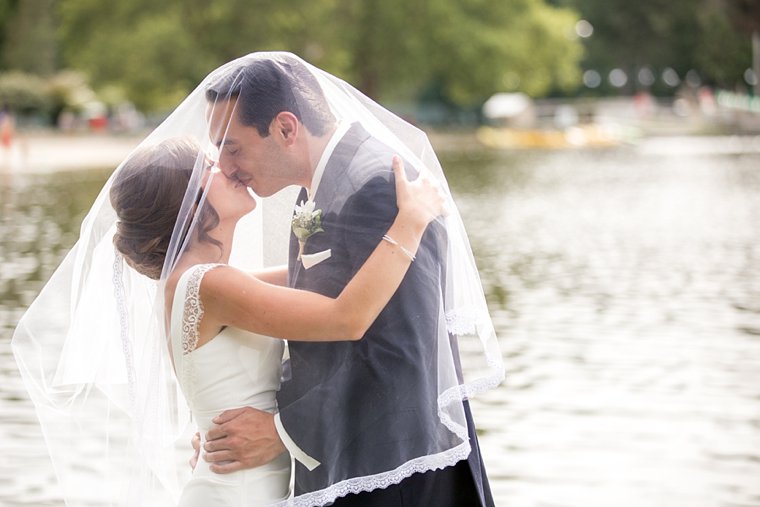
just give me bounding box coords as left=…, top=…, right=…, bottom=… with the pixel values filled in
left=110, top=137, right=221, bottom=280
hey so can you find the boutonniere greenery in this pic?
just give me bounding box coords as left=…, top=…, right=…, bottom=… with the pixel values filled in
left=292, top=200, right=324, bottom=259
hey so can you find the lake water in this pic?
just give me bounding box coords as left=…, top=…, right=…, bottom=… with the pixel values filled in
left=2, top=136, right=760, bottom=506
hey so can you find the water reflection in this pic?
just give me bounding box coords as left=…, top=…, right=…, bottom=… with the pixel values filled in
left=0, top=169, right=111, bottom=311
left=2, top=139, right=760, bottom=506
left=442, top=143, right=760, bottom=507
left=0, top=168, right=112, bottom=506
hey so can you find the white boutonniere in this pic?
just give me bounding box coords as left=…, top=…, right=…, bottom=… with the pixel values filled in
left=292, top=200, right=324, bottom=259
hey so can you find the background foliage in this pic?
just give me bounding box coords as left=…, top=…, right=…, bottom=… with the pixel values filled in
left=0, top=0, right=755, bottom=115
left=555, top=0, right=757, bottom=95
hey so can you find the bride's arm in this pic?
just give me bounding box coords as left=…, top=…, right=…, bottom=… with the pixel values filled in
left=201, top=157, right=445, bottom=342
left=248, top=266, right=288, bottom=286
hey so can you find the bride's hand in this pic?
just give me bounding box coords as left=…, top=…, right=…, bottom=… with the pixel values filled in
left=393, top=156, right=448, bottom=227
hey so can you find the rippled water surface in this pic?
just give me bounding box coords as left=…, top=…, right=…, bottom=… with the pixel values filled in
left=2, top=137, right=760, bottom=506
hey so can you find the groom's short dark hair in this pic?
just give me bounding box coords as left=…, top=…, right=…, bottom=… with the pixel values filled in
left=206, top=55, right=335, bottom=137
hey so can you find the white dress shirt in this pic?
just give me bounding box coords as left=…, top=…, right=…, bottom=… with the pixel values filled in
left=273, top=121, right=350, bottom=470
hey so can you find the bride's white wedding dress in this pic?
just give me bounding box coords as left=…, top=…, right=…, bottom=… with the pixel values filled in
left=170, top=264, right=291, bottom=506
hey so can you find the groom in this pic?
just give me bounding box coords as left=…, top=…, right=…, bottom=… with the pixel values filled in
left=203, top=54, right=494, bottom=506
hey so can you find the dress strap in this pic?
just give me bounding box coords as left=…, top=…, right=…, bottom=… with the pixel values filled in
left=171, top=263, right=223, bottom=356
left=169, top=263, right=223, bottom=410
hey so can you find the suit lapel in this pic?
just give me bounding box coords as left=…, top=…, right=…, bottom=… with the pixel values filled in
left=288, top=187, right=309, bottom=287
left=290, top=123, right=370, bottom=288
left=311, top=123, right=369, bottom=209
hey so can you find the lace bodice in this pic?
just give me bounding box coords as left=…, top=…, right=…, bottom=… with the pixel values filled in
left=169, top=264, right=291, bottom=505
left=169, top=263, right=285, bottom=421
left=180, top=263, right=221, bottom=355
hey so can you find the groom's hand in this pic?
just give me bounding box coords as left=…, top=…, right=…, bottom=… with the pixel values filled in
left=190, top=432, right=200, bottom=470
left=203, top=407, right=287, bottom=474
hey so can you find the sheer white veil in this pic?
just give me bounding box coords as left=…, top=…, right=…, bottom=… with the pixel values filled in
left=12, top=52, right=504, bottom=506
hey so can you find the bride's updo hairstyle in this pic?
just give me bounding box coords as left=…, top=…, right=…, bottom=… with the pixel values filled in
left=110, top=137, right=220, bottom=280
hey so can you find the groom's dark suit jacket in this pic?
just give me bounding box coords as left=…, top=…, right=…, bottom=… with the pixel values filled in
left=278, top=124, right=493, bottom=506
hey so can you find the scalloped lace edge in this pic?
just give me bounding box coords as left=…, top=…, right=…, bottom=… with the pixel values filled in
left=445, top=305, right=497, bottom=339
left=181, top=264, right=221, bottom=355
left=176, top=263, right=222, bottom=408
left=112, top=252, right=135, bottom=407
left=272, top=442, right=472, bottom=507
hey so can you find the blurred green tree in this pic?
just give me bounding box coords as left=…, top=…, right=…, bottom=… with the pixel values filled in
left=327, top=0, right=583, bottom=105
left=57, top=0, right=583, bottom=111
left=58, top=1, right=214, bottom=111
left=3, top=0, right=57, bottom=75
left=557, top=0, right=754, bottom=92
left=58, top=0, right=345, bottom=111
left=2, top=0, right=754, bottom=110
left=422, top=0, right=582, bottom=103
left=0, top=71, right=50, bottom=112
left=696, top=1, right=754, bottom=90
left=0, top=0, right=16, bottom=69
left=724, top=0, right=760, bottom=94
left=724, top=0, right=760, bottom=34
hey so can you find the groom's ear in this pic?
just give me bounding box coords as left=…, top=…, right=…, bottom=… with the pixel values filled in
left=272, top=112, right=299, bottom=146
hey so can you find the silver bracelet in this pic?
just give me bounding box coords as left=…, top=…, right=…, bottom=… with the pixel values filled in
left=382, top=234, right=416, bottom=262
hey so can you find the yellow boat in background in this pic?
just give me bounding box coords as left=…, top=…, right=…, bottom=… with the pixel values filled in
left=476, top=123, right=629, bottom=150
left=478, top=93, right=642, bottom=149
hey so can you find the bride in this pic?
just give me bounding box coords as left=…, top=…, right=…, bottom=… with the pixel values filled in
left=12, top=53, right=504, bottom=507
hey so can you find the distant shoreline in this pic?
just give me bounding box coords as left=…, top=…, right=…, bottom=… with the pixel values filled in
left=0, top=132, right=143, bottom=174
left=0, top=130, right=482, bottom=174
left=1, top=125, right=758, bottom=174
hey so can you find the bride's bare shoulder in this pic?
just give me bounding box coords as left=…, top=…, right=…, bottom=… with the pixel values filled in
left=198, top=264, right=258, bottom=296
left=163, top=263, right=239, bottom=307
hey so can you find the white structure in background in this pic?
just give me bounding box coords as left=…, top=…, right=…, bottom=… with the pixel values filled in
left=482, top=92, right=536, bottom=128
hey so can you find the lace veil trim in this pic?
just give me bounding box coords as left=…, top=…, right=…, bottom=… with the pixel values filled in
left=113, top=252, right=136, bottom=407
left=272, top=442, right=472, bottom=507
